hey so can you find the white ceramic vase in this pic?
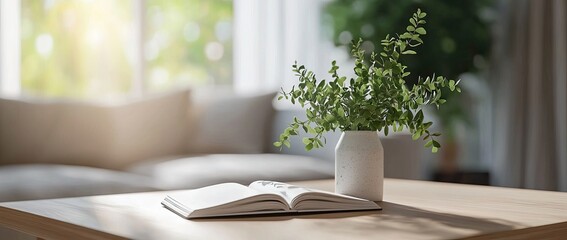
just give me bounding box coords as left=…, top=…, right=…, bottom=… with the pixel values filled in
left=335, top=131, right=384, bottom=201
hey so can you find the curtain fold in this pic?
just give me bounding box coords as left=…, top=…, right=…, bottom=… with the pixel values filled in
left=232, top=0, right=355, bottom=97
left=233, top=0, right=323, bottom=93
left=491, top=0, right=567, bottom=191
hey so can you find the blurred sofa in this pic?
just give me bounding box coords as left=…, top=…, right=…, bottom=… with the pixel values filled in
left=0, top=88, right=421, bottom=202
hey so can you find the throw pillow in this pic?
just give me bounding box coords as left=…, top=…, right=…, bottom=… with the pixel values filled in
left=186, top=88, right=276, bottom=154
left=0, top=89, right=190, bottom=170
left=109, top=90, right=190, bottom=169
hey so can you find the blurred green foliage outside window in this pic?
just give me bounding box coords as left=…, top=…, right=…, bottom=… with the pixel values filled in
left=20, top=0, right=232, bottom=99
left=146, top=0, right=232, bottom=92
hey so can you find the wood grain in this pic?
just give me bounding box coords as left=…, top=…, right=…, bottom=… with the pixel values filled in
left=1, top=179, right=567, bottom=240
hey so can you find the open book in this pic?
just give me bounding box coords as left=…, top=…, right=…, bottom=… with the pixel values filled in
left=162, top=181, right=381, bottom=219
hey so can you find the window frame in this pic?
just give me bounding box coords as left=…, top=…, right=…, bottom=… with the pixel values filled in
left=0, top=0, right=22, bottom=97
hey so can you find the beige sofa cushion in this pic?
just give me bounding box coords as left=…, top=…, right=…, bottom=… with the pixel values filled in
left=109, top=91, right=190, bottom=169
left=0, top=98, right=113, bottom=168
left=0, top=164, right=160, bottom=202
left=0, top=90, right=190, bottom=169
left=128, top=154, right=334, bottom=190
left=187, top=88, right=276, bottom=154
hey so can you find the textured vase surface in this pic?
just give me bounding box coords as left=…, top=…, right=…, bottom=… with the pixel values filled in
left=335, top=131, right=384, bottom=201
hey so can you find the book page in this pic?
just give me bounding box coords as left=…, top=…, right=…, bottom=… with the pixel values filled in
left=164, top=183, right=290, bottom=218
left=248, top=180, right=314, bottom=205
left=167, top=183, right=263, bottom=211
left=249, top=180, right=380, bottom=211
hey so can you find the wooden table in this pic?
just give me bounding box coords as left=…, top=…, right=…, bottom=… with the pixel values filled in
left=2, top=179, right=567, bottom=240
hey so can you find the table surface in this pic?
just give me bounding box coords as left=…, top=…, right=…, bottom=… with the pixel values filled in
left=2, top=179, right=567, bottom=240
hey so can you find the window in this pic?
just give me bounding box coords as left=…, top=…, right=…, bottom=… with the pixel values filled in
left=2, top=0, right=332, bottom=99
left=2, top=0, right=232, bottom=99
left=20, top=0, right=134, bottom=98
left=145, top=0, right=232, bottom=92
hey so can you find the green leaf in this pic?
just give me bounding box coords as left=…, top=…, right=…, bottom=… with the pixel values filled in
left=419, top=12, right=427, bottom=18
left=307, top=126, right=317, bottom=134
left=415, top=27, right=427, bottom=35
left=305, top=143, right=313, bottom=151
left=283, top=140, right=291, bottom=148
left=432, top=140, right=441, bottom=148
left=409, top=18, right=417, bottom=26
left=402, top=50, right=417, bottom=55
left=425, top=140, right=433, bottom=147
left=337, top=107, right=345, bottom=116
left=449, top=79, right=455, bottom=91
left=306, top=109, right=314, bottom=118
left=317, top=80, right=326, bottom=89
left=274, top=141, right=282, bottom=147
left=431, top=146, right=438, bottom=153
left=413, top=36, right=424, bottom=44
left=400, top=32, right=412, bottom=39
left=406, top=26, right=415, bottom=32
left=412, top=132, right=421, bottom=140
left=416, top=110, right=424, bottom=122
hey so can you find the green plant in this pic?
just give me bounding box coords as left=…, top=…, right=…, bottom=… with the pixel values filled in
left=274, top=9, right=460, bottom=153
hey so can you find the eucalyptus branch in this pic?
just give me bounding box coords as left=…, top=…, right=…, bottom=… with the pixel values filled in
left=275, top=9, right=461, bottom=153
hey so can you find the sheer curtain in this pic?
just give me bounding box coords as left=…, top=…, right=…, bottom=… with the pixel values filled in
left=491, top=0, right=567, bottom=191
left=233, top=0, right=352, bottom=95
left=233, top=0, right=320, bottom=93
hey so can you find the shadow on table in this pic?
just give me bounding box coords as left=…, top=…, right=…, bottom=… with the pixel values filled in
left=192, top=201, right=520, bottom=236
left=367, top=201, right=519, bottom=234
